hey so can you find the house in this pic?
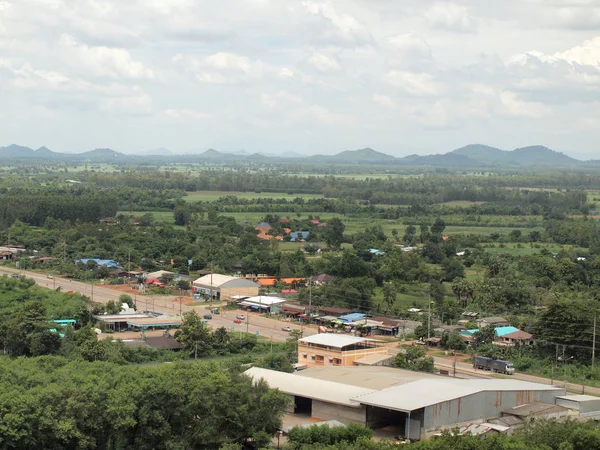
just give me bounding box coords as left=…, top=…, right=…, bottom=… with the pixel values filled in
left=370, top=317, right=422, bottom=337
left=401, top=247, right=418, bottom=252
left=310, top=220, right=320, bottom=226
left=369, top=248, right=385, bottom=256
left=35, top=256, right=55, bottom=263
left=281, top=289, right=298, bottom=296
left=238, top=295, right=286, bottom=313
left=308, top=274, right=334, bottom=286
left=283, top=228, right=292, bottom=234
left=282, top=303, right=306, bottom=317
left=290, top=231, right=310, bottom=242
left=192, top=273, right=260, bottom=301
left=257, top=232, right=283, bottom=241
left=497, top=330, right=534, bottom=347
left=75, top=258, right=121, bottom=269
left=0, top=251, right=14, bottom=261
left=477, top=316, right=509, bottom=328
left=317, top=222, right=328, bottom=228
left=297, top=334, right=388, bottom=368
left=255, top=222, right=271, bottom=233
left=280, top=218, right=292, bottom=223
left=98, top=217, right=120, bottom=225
left=146, top=270, right=175, bottom=280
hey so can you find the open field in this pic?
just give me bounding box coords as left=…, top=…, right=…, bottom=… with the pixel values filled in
left=183, top=190, right=325, bottom=202
left=482, top=243, right=588, bottom=256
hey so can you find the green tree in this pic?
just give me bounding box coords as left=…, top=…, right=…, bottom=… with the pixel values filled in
left=175, top=310, right=214, bottom=358
left=382, top=282, right=397, bottom=312
left=259, top=354, right=294, bottom=373
left=394, top=346, right=435, bottom=373
left=324, top=217, right=345, bottom=250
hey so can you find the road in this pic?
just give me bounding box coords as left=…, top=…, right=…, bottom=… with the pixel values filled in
left=0, top=266, right=316, bottom=342
left=433, top=356, right=600, bottom=395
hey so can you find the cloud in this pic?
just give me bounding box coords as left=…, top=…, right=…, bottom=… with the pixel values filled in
left=425, top=3, right=477, bottom=33
left=301, top=1, right=372, bottom=46
left=100, top=88, right=153, bottom=115
left=58, top=34, right=154, bottom=79
left=164, top=108, right=212, bottom=120
left=553, top=7, right=600, bottom=29
left=386, top=70, right=440, bottom=96
left=260, top=91, right=303, bottom=109
left=305, top=52, right=342, bottom=72
left=372, top=94, right=396, bottom=110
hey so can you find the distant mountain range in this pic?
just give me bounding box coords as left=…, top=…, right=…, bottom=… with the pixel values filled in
left=0, top=143, right=596, bottom=168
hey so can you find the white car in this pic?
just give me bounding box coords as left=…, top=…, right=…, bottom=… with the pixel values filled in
left=281, top=326, right=293, bottom=332
left=236, top=314, right=245, bottom=320
left=47, top=274, right=54, bottom=279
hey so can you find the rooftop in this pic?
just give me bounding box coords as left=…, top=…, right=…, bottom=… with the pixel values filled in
left=193, top=273, right=259, bottom=289
left=241, top=295, right=287, bottom=306
left=127, top=317, right=182, bottom=328
left=556, top=394, right=600, bottom=402
left=502, top=402, right=567, bottom=417
left=244, top=367, right=376, bottom=407
left=295, top=366, right=436, bottom=391
left=298, top=334, right=375, bottom=349
left=352, top=378, right=564, bottom=412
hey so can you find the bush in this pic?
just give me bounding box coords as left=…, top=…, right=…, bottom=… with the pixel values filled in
left=287, top=423, right=372, bottom=448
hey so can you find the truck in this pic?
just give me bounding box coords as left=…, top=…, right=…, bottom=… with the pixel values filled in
left=472, top=356, right=515, bottom=375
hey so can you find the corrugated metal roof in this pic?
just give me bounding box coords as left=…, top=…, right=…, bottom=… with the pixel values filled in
left=298, top=334, right=374, bottom=348
left=354, top=354, right=395, bottom=365
left=556, top=394, right=600, bottom=402
left=352, top=378, right=564, bottom=412
left=243, top=296, right=286, bottom=306
left=502, top=402, right=567, bottom=417
left=193, top=274, right=259, bottom=289
left=244, top=367, right=375, bottom=407
left=296, top=366, right=439, bottom=390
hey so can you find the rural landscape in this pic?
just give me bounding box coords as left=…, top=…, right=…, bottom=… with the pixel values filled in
left=2, top=142, right=600, bottom=449
left=4, top=0, right=600, bottom=447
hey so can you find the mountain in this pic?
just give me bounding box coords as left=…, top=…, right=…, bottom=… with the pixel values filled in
left=312, top=148, right=397, bottom=164
left=450, top=144, right=579, bottom=167
left=398, top=153, right=475, bottom=167
left=143, top=147, right=173, bottom=156
left=0, top=144, right=36, bottom=158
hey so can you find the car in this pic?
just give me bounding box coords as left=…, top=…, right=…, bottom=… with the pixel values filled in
left=211, top=308, right=220, bottom=314
left=11, top=274, right=19, bottom=279
left=281, top=326, right=293, bottom=332
left=47, top=274, right=54, bottom=279
left=236, top=314, right=245, bottom=320
left=233, top=319, right=242, bottom=324
left=203, top=314, right=212, bottom=320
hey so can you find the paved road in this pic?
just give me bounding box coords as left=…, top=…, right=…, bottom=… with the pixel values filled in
left=0, top=267, right=317, bottom=342
left=433, top=356, right=599, bottom=395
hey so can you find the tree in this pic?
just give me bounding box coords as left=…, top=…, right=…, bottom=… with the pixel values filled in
left=431, top=217, right=446, bottom=235
left=118, top=294, right=133, bottom=309
left=175, top=310, right=214, bottom=358
left=214, top=326, right=230, bottom=346
left=441, top=258, right=465, bottom=282
left=324, top=217, right=345, bottom=250
left=473, top=325, right=497, bottom=346
left=105, top=300, right=122, bottom=315
left=394, top=346, right=435, bottom=373
left=452, top=278, right=474, bottom=307
left=403, top=225, right=417, bottom=245
left=258, top=354, right=294, bottom=373
left=440, top=332, right=466, bottom=351
left=382, top=282, right=397, bottom=312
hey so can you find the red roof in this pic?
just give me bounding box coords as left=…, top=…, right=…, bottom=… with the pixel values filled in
left=281, top=289, right=298, bottom=295
left=503, top=330, right=533, bottom=340
left=283, top=228, right=292, bottom=234
left=280, top=218, right=292, bottom=223
left=310, top=220, right=320, bottom=225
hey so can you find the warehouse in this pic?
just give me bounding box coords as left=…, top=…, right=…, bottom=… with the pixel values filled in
left=192, top=274, right=259, bottom=300
left=245, top=366, right=568, bottom=441
left=297, top=334, right=388, bottom=368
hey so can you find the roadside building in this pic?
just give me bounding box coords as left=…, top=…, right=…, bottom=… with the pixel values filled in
left=297, top=334, right=388, bottom=368
left=245, top=366, right=569, bottom=440
left=477, top=316, right=509, bottom=328
left=238, top=295, right=286, bottom=313
left=496, top=330, right=534, bottom=347
left=308, top=274, right=334, bottom=286
left=192, top=274, right=259, bottom=301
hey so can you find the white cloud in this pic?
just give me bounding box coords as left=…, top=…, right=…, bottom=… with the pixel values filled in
left=100, top=88, right=153, bottom=115
left=425, top=3, right=477, bottom=33
left=372, top=94, right=396, bottom=110
left=164, top=108, right=212, bottom=120
left=58, top=33, right=154, bottom=79
left=301, top=1, right=372, bottom=45
left=306, top=52, right=342, bottom=72
left=260, top=91, right=303, bottom=109
left=499, top=91, right=551, bottom=118
left=386, top=70, right=440, bottom=96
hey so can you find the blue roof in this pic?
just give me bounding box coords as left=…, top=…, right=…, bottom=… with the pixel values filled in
left=339, top=313, right=366, bottom=322
left=460, top=326, right=519, bottom=338
left=290, top=231, right=310, bottom=242
left=76, top=258, right=121, bottom=268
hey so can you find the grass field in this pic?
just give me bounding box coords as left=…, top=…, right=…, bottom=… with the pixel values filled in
left=183, top=191, right=324, bottom=202
left=482, top=243, right=588, bottom=257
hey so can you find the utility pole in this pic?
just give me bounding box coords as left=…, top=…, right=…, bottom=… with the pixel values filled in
left=128, top=247, right=131, bottom=278
left=593, top=316, right=597, bottom=369
left=563, top=345, right=567, bottom=386
left=453, top=351, right=457, bottom=377
left=308, top=279, right=312, bottom=324
left=427, top=293, right=431, bottom=340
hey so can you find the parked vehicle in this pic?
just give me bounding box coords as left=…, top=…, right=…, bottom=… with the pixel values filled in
left=203, top=314, right=212, bottom=320
left=236, top=314, right=245, bottom=320
left=11, top=274, right=19, bottom=279
left=212, top=308, right=220, bottom=314
left=472, top=356, right=515, bottom=375
left=47, top=274, right=54, bottom=279
left=233, top=319, right=242, bottom=324
left=281, top=326, right=292, bottom=332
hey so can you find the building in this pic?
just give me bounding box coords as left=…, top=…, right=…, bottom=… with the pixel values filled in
left=297, top=334, right=388, bottom=368
left=477, top=316, right=509, bottom=328
left=497, top=330, right=534, bottom=347
left=245, top=366, right=569, bottom=441
left=290, top=231, right=310, bottom=242
left=192, top=274, right=260, bottom=301
left=238, top=295, right=287, bottom=313
left=308, top=274, right=334, bottom=286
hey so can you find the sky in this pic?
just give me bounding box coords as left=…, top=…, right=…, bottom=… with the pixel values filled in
left=1, top=0, right=600, bottom=158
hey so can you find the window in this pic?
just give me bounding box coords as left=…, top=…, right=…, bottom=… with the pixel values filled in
left=315, top=355, right=324, bottom=365
left=333, top=358, right=342, bottom=366
left=302, top=353, right=307, bottom=359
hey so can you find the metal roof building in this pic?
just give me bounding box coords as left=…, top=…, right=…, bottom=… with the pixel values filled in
left=192, top=274, right=259, bottom=301
left=246, top=365, right=568, bottom=441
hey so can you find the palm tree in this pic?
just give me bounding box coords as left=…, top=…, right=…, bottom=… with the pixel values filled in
left=214, top=326, right=230, bottom=345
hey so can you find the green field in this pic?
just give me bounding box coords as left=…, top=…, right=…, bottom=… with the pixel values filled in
left=183, top=191, right=325, bottom=202
left=482, top=243, right=588, bottom=257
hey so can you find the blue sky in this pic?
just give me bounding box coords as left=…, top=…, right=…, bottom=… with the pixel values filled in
left=1, top=0, right=600, bottom=158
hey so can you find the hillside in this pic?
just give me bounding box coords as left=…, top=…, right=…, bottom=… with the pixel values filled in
left=451, top=144, right=579, bottom=167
